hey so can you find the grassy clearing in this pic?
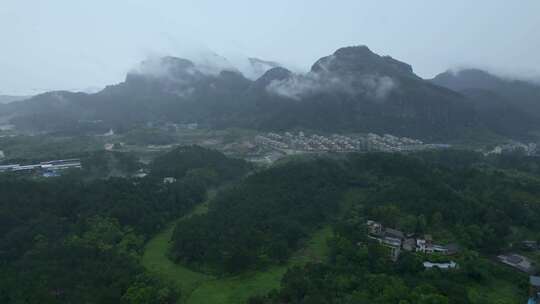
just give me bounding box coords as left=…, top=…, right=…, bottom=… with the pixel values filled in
left=142, top=191, right=215, bottom=297
left=142, top=222, right=213, bottom=296
left=186, top=267, right=286, bottom=304
left=142, top=203, right=333, bottom=304
left=187, top=225, right=333, bottom=304
left=468, top=279, right=527, bottom=304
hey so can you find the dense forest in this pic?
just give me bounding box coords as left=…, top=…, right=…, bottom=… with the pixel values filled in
left=166, top=151, right=540, bottom=303
left=347, top=153, right=540, bottom=253
left=0, top=146, right=249, bottom=303
left=149, top=145, right=252, bottom=184
left=170, top=159, right=346, bottom=273
left=2, top=146, right=540, bottom=303
left=251, top=152, right=540, bottom=303
left=248, top=207, right=528, bottom=304
left=171, top=152, right=540, bottom=273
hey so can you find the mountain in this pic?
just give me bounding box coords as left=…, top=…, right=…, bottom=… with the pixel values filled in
left=0, top=95, right=30, bottom=104
left=0, top=56, right=252, bottom=133
left=0, top=46, right=480, bottom=140
left=246, top=46, right=476, bottom=139
left=245, top=57, right=281, bottom=79
left=432, top=69, right=540, bottom=117
left=431, top=69, right=540, bottom=138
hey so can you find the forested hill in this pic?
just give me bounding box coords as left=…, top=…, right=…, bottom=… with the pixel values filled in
left=170, top=159, right=347, bottom=273
left=0, top=146, right=249, bottom=303
left=171, top=152, right=540, bottom=273
left=149, top=145, right=251, bottom=183
left=0, top=46, right=482, bottom=140
left=168, top=151, right=540, bottom=303
left=2, top=147, right=539, bottom=303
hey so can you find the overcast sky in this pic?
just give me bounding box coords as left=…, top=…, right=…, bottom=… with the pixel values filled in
left=1, top=0, right=539, bottom=95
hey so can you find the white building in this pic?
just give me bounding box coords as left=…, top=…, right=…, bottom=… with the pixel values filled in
left=423, top=261, right=458, bottom=270
left=163, top=177, right=177, bottom=184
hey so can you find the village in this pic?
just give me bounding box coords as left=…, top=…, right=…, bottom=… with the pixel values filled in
left=366, top=220, right=460, bottom=267
left=366, top=219, right=540, bottom=304
left=486, top=141, right=538, bottom=156
left=254, top=131, right=449, bottom=154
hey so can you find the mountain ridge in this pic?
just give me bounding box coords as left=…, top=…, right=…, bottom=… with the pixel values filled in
left=4, top=46, right=536, bottom=140
left=431, top=68, right=540, bottom=138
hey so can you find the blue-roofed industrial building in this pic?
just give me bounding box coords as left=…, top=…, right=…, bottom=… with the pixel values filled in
left=529, top=276, right=540, bottom=304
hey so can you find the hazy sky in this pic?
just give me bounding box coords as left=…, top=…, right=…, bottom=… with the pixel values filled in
left=1, top=0, right=539, bottom=95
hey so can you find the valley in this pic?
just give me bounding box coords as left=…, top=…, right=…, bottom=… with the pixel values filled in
left=2, top=139, right=540, bottom=303
left=1, top=8, right=540, bottom=302
left=142, top=193, right=332, bottom=304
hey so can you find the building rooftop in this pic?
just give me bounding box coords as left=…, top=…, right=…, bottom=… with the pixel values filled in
left=444, top=243, right=460, bottom=254
left=506, top=254, right=523, bottom=264
left=498, top=254, right=534, bottom=273
left=531, top=276, right=540, bottom=287
left=385, top=228, right=404, bottom=239
left=423, top=261, right=457, bottom=269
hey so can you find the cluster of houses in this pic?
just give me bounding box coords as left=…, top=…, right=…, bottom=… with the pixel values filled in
left=0, top=158, right=82, bottom=177
left=366, top=218, right=540, bottom=301
left=366, top=220, right=459, bottom=268
left=161, top=122, right=199, bottom=131
left=254, top=131, right=448, bottom=154
left=255, top=132, right=365, bottom=152
left=366, top=133, right=424, bottom=152
left=487, top=141, right=538, bottom=156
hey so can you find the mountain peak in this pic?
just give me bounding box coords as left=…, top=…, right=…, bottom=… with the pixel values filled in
left=245, top=57, right=282, bottom=79
left=311, top=45, right=416, bottom=78
left=248, top=57, right=280, bottom=69
left=252, top=67, right=292, bottom=90
left=431, top=68, right=503, bottom=92
left=447, top=68, right=499, bottom=81
left=258, top=67, right=292, bottom=81
left=125, top=56, right=200, bottom=83
left=333, top=45, right=375, bottom=58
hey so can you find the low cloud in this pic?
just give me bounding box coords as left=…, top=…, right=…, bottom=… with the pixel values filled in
left=189, top=51, right=238, bottom=76
left=266, top=73, right=323, bottom=100
left=266, top=71, right=397, bottom=101
left=131, top=56, right=197, bottom=81
left=131, top=52, right=237, bottom=81
left=362, top=75, right=396, bottom=99
left=450, top=66, right=540, bottom=86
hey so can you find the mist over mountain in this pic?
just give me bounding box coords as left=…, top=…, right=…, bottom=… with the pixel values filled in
left=244, top=58, right=281, bottom=79
left=432, top=69, right=540, bottom=111
left=0, top=95, right=30, bottom=104
left=3, top=45, right=539, bottom=140
left=247, top=46, right=476, bottom=139
left=431, top=69, right=540, bottom=138
left=433, top=68, right=540, bottom=86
